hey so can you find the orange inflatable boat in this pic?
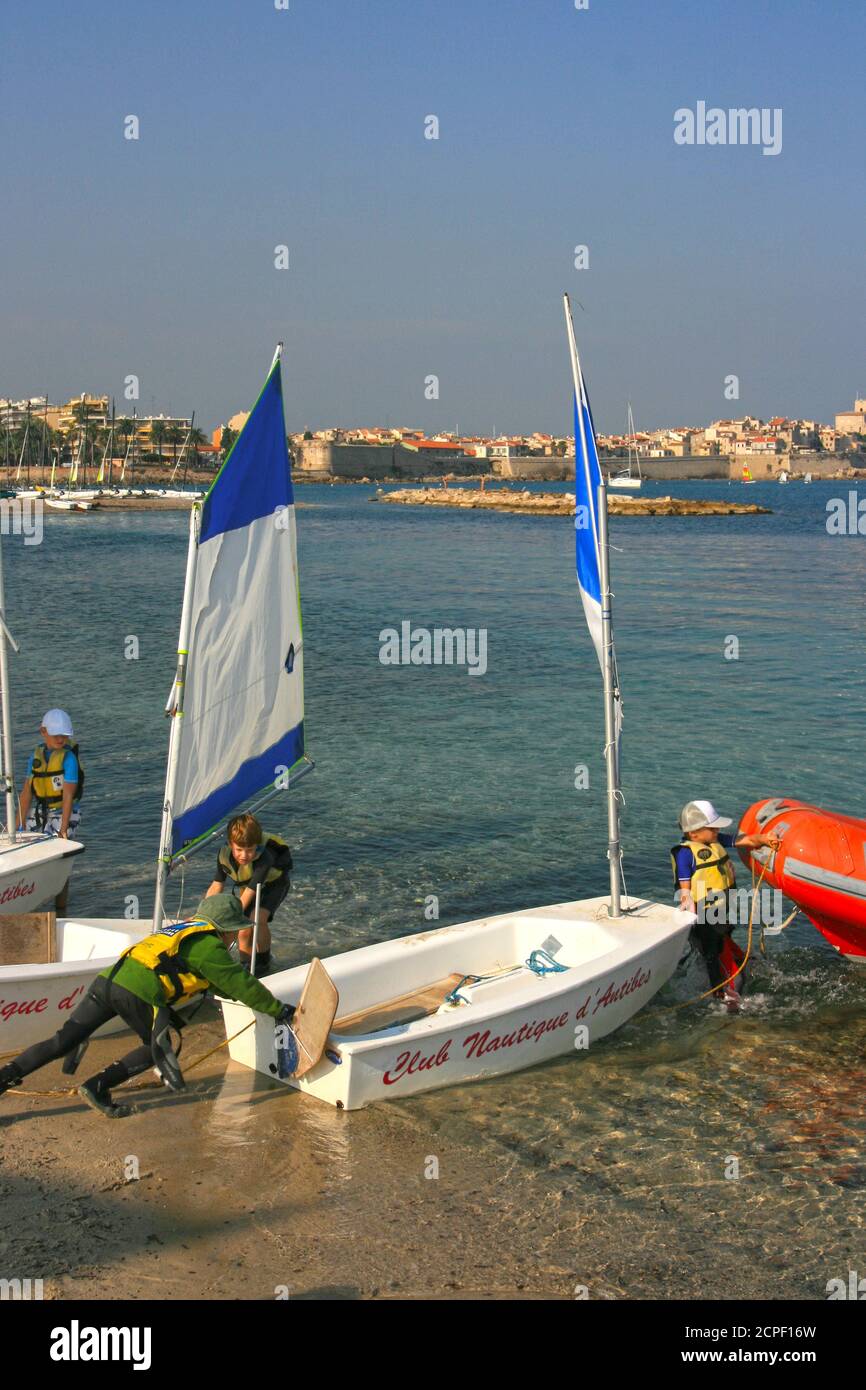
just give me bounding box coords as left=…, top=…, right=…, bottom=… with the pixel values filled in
left=738, top=798, right=866, bottom=962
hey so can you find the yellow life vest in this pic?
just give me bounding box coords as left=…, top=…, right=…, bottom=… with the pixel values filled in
left=31, top=743, right=84, bottom=807
left=218, top=833, right=290, bottom=887
left=116, top=918, right=220, bottom=1006
left=671, top=837, right=736, bottom=901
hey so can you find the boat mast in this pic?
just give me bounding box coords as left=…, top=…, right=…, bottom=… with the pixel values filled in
left=627, top=402, right=642, bottom=481
left=169, top=412, right=194, bottom=490
left=152, top=503, right=200, bottom=927
left=595, top=481, right=622, bottom=917
left=563, top=295, right=622, bottom=916
left=41, top=394, right=49, bottom=485
left=0, top=532, right=20, bottom=842
left=16, top=405, right=30, bottom=485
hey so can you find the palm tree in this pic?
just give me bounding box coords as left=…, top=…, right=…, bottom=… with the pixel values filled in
left=150, top=419, right=167, bottom=464
left=220, top=425, right=237, bottom=461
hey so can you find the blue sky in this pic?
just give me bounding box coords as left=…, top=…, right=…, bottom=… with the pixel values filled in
left=2, top=0, right=863, bottom=434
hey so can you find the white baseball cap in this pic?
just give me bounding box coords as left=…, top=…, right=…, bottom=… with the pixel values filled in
left=680, top=799, right=732, bottom=833
left=41, top=708, right=74, bottom=737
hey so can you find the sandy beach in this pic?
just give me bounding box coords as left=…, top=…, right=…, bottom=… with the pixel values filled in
left=3, top=995, right=860, bottom=1302
left=1, top=1003, right=586, bottom=1300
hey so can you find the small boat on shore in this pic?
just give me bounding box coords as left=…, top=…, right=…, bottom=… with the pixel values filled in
left=0, top=523, right=85, bottom=916
left=224, top=897, right=690, bottom=1109
left=0, top=916, right=147, bottom=1051
left=45, top=498, right=97, bottom=512
left=223, top=302, right=693, bottom=1107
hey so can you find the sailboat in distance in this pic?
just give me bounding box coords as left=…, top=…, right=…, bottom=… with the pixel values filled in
left=0, top=345, right=313, bottom=1051
left=220, top=303, right=695, bottom=1110
left=608, top=402, right=643, bottom=489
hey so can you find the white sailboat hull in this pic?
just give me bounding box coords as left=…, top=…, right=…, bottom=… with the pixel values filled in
left=0, top=834, right=84, bottom=915
left=0, top=917, right=150, bottom=1051
left=221, top=896, right=693, bottom=1110
left=608, top=477, right=642, bottom=489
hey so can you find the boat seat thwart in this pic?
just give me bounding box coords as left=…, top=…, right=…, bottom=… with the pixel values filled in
left=0, top=912, right=56, bottom=966
left=331, top=973, right=467, bottom=1037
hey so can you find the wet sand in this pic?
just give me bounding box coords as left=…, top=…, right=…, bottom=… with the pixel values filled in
left=1, top=1005, right=584, bottom=1300
left=3, top=992, right=862, bottom=1301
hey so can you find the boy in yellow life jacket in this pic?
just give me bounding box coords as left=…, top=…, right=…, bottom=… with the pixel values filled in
left=0, top=895, right=294, bottom=1117
left=672, top=799, right=780, bottom=1010
left=205, top=812, right=293, bottom=976
left=17, top=709, right=83, bottom=912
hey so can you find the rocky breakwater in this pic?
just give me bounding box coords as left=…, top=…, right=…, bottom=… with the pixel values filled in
left=375, top=488, right=771, bottom=517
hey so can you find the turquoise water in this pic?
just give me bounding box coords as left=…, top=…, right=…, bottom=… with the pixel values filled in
left=7, top=478, right=866, bottom=1296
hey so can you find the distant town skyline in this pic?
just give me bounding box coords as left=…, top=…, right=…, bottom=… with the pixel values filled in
left=3, top=2, right=863, bottom=436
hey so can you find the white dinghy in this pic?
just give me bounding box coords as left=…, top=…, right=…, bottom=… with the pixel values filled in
left=223, top=897, right=690, bottom=1110
left=222, top=299, right=694, bottom=1108
left=0, top=525, right=85, bottom=915
left=0, top=915, right=150, bottom=1051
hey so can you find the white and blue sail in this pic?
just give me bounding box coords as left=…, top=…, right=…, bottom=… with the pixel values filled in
left=564, top=296, right=623, bottom=912
left=563, top=296, right=623, bottom=766
left=153, top=345, right=305, bottom=921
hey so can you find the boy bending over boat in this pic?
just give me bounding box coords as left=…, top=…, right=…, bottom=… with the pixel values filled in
left=672, top=800, right=779, bottom=1011
left=205, top=813, right=293, bottom=975
left=0, top=895, right=293, bottom=1117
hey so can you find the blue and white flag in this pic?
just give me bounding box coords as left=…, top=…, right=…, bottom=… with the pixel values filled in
left=169, top=349, right=304, bottom=855
left=564, top=297, right=623, bottom=762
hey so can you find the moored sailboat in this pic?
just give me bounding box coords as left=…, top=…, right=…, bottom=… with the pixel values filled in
left=608, top=402, right=643, bottom=489
left=221, top=305, right=694, bottom=1109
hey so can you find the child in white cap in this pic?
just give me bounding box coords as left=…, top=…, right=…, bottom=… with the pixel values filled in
left=18, top=709, right=83, bottom=911
left=672, top=799, right=778, bottom=1010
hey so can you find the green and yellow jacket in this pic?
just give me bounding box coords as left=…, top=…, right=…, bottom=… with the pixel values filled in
left=101, top=925, right=283, bottom=1017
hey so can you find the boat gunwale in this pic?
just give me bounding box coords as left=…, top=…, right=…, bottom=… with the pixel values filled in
left=325, top=919, right=692, bottom=1051
left=234, top=897, right=694, bottom=1053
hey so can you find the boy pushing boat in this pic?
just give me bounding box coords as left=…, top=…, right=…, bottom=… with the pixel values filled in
left=0, top=895, right=293, bottom=1116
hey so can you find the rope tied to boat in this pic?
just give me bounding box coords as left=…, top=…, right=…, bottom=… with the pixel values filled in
left=526, top=949, right=568, bottom=976
left=443, top=975, right=480, bottom=1006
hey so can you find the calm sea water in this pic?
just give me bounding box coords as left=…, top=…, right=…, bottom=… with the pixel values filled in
left=7, top=477, right=866, bottom=1296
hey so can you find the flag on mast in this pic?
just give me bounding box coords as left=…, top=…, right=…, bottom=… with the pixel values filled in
left=563, top=295, right=623, bottom=762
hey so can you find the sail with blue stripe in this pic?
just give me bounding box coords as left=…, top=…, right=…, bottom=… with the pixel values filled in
left=168, top=347, right=304, bottom=857
left=563, top=297, right=623, bottom=768
left=573, top=377, right=604, bottom=661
